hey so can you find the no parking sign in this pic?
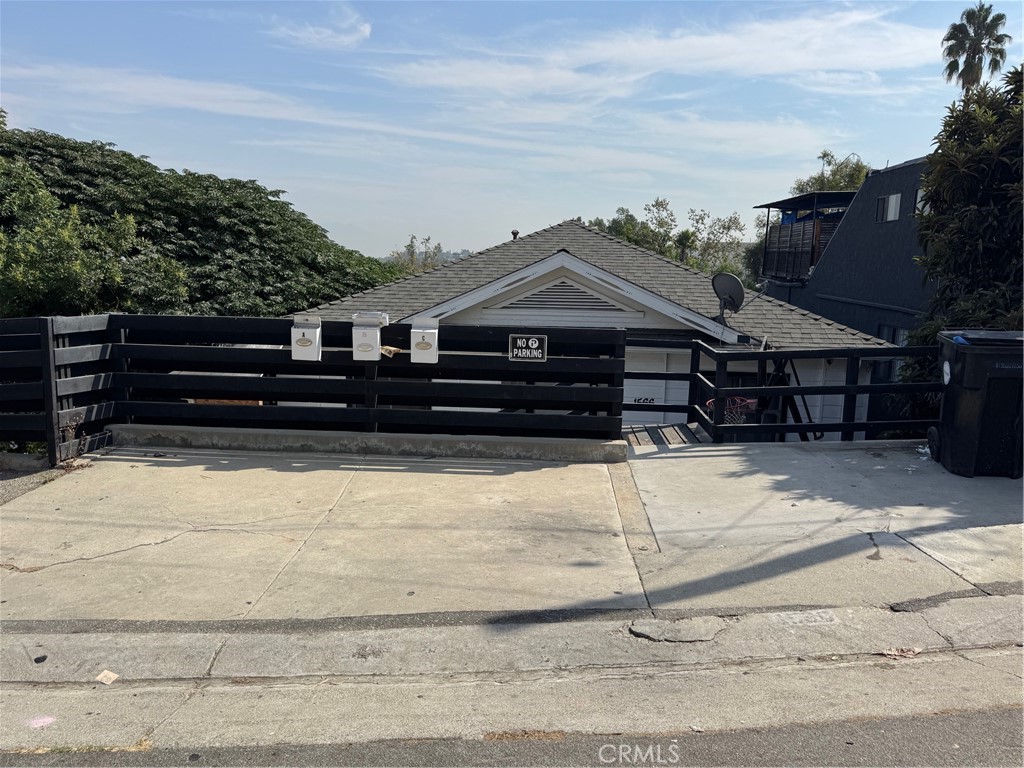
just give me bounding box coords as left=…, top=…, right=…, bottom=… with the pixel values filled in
left=508, top=334, right=547, bottom=362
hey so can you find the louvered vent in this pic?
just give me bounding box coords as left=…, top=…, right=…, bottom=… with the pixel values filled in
left=495, top=280, right=627, bottom=312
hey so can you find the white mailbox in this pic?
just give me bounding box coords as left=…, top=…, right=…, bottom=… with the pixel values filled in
left=410, top=318, right=440, bottom=364
left=290, top=315, right=322, bottom=362
left=351, top=312, right=389, bottom=361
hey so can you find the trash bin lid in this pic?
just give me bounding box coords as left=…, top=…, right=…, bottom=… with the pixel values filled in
left=939, top=329, right=1024, bottom=347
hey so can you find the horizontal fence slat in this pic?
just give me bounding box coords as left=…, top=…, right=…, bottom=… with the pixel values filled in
left=0, top=333, right=43, bottom=352
left=623, top=371, right=695, bottom=382
left=115, top=344, right=622, bottom=379
left=0, top=349, right=43, bottom=368
left=714, top=419, right=939, bottom=436
left=56, top=431, right=113, bottom=462
left=53, top=344, right=114, bottom=366
left=56, top=373, right=117, bottom=397
left=118, top=401, right=618, bottom=436
left=0, top=413, right=47, bottom=432
left=0, top=317, right=43, bottom=334
left=58, top=401, right=119, bottom=429
left=622, top=403, right=694, bottom=414
left=0, top=381, right=43, bottom=403
left=704, top=345, right=937, bottom=362
left=51, top=315, right=111, bottom=335
left=714, top=381, right=945, bottom=398
left=112, top=316, right=626, bottom=357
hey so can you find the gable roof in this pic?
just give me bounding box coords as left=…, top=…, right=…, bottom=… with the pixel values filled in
left=309, top=220, right=888, bottom=350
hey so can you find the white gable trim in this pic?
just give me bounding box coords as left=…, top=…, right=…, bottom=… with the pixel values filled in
left=403, top=250, right=741, bottom=343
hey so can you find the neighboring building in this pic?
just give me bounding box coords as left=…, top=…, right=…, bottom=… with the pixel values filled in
left=305, top=220, right=888, bottom=436
left=757, top=157, right=933, bottom=349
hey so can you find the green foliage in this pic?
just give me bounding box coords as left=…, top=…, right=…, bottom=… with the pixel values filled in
left=0, top=119, right=402, bottom=317
left=790, top=150, right=870, bottom=195
left=897, top=66, right=1022, bottom=405
left=587, top=198, right=751, bottom=283
left=913, top=65, right=1023, bottom=340
left=681, top=208, right=748, bottom=279
left=0, top=158, right=152, bottom=316
left=942, top=2, right=1013, bottom=92
left=387, top=235, right=445, bottom=274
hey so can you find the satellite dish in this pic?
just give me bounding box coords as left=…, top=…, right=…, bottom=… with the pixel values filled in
left=712, top=272, right=745, bottom=324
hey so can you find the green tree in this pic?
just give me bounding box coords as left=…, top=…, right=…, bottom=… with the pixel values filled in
left=913, top=65, right=1023, bottom=338
left=388, top=234, right=445, bottom=274
left=790, top=150, right=871, bottom=195
left=942, top=2, right=1013, bottom=92
left=642, top=197, right=678, bottom=257
left=0, top=118, right=402, bottom=317
left=588, top=199, right=685, bottom=259
left=682, top=209, right=748, bottom=279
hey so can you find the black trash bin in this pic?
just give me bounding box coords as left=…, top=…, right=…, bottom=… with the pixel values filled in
left=928, top=330, right=1023, bottom=478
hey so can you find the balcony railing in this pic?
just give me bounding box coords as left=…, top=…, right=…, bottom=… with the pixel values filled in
left=761, top=219, right=841, bottom=281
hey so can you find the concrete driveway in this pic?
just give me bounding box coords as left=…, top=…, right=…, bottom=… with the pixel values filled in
left=0, top=448, right=646, bottom=622
left=629, top=440, right=1023, bottom=613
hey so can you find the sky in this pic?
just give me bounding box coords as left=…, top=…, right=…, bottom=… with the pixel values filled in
left=2, top=1, right=1021, bottom=260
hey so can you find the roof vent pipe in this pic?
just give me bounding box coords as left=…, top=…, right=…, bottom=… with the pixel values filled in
left=511, top=229, right=519, bottom=240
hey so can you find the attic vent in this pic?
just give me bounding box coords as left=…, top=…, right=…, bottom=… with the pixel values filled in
left=494, top=279, right=629, bottom=312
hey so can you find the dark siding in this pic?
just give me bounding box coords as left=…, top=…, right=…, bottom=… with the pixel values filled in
left=765, top=159, right=935, bottom=339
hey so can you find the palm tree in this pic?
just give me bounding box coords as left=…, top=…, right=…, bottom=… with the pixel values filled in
left=942, top=2, right=1014, bottom=92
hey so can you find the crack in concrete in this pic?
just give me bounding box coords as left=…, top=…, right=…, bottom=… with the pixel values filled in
left=627, top=623, right=729, bottom=644
left=0, top=527, right=298, bottom=573
left=865, top=532, right=883, bottom=561
left=172, top=511, right=321, bottom=531
left=140, top=680, right=205, bottom=745
left=918, top=612, right=955, bottom=649
left=238, top=463, right=361, bottom=620
left=204, top=636, right=231, bottom=678
left=953, top=650, right=1024, bottom=681
left=891, top=532, right=986, bottom=592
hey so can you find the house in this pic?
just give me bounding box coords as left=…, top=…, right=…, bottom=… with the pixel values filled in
left=306, top=220, right=890, bottom=436
left=757, top=157, right=933, bottom=350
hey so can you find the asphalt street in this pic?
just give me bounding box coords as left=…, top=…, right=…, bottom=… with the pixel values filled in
left=2, top=707, right=1020, bottom=767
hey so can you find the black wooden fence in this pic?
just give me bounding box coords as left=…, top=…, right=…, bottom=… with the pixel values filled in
left=623, top=338, right=941, bottom=443
left=1, top=315, right=627, bottom=464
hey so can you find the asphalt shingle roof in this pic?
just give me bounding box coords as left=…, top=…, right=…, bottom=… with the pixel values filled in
left=309, top=220, right=888, bottom=350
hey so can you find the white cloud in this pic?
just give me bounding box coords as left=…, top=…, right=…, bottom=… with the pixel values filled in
left=378, top=7, right=941, bottom=102
left=268, top=5, right=371, bottom=51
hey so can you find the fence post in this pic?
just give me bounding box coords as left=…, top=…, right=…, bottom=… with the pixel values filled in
left=38, top=317, right=59, bottom=467
left=364, top=363, right=379, bottom=433
left=608, top=332, right=625, bottom=439
left=713, top=357, right=728, bottom=444
left=687, top=343, right=702, bottom=409
left=841, top=356, right=859, bottom=441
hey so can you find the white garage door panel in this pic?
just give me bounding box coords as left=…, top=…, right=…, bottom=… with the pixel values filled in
left=665, top=352, right=692, bottom=416
left=624, top=351, right=666, bottom=425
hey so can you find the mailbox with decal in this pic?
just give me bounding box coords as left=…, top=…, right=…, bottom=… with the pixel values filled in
left=290, top=315, right=322, bottom=362
left=351, top=311, right=389, bottom=361
left=410, top=318, right=439, bottom=364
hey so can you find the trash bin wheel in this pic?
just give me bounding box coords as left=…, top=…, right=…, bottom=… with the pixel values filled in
left=927, top=426, right=941, bottom=462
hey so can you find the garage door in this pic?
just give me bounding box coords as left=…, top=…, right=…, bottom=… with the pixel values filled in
left=623, top=351, right=666, bottom=425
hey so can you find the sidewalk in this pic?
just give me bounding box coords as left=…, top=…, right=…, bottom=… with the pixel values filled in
left=0, top=440, right=1021, bottom=757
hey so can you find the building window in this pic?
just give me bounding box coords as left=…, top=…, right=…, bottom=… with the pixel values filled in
left=876, top=193, right=902, bottom=222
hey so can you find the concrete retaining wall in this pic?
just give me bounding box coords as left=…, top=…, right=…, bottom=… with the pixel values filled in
left=109, top=424, right=627, bottom=463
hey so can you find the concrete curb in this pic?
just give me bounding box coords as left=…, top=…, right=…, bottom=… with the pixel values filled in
left=3, top=599, right=1019, bottom=684
left=108, top=424, right=627, bottom=464
left=0, top=453, right=49, bottom=471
